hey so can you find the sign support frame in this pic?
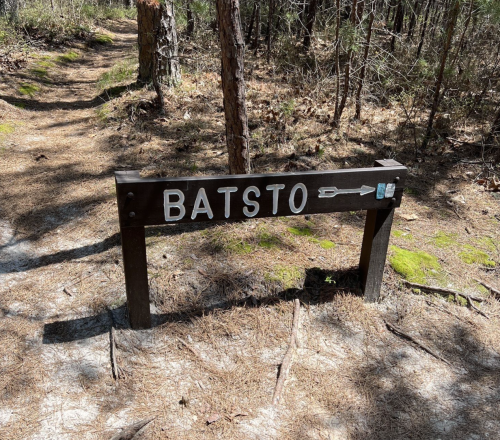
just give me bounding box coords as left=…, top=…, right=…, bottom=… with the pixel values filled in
left=116, top=160, right=406, bottom=329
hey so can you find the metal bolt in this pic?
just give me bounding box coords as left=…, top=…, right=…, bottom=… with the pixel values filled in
left=129, top=212, right=136, bottom=218
left=394, top=177, right=400, bottom=182
left=127, top=192, right=134, bottom=199
left=391, top=198, right=396, bottom=203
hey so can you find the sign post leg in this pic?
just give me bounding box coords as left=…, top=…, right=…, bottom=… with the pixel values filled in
left=120, top=226, right=151, bottom=329
left=359, top=208, right=395, bottom=302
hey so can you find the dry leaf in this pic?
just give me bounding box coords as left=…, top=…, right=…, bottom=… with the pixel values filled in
left=400, top=213, right=419, bottom=221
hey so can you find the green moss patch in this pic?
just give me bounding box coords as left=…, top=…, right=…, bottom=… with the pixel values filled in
left=287, top=226, right=313, bottom=236
left=57, top=50, right=79, bottom=63
left=31, top=67, right=48, bottom=78
left=0, top=123, right=15, bottom=134
left=18, top=83, right=39, bottom=97
left=319, top=239, right=336, bottom=250
left=459, top=245, right=495, bottom=267
left=265, top=265, right=302, bottom=289
left=93, top=33, right=114, bottom=44
left=225, top=240, right=252, bottom=254
left=475, top=237, right=497, bottom=253
left=392, top=229, right=414, bottom=240
left=389, top=246, right=442, bottom=284
left=257, top=232, right=282, bottom=249
left=432, top=231, right=458, bottom=248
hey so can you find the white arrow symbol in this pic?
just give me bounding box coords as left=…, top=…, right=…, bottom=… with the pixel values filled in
left=318, top=185, right=376, bottom=198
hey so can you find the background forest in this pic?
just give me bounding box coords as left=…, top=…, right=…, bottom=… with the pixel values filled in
left=2, top=0, right=500, bottom=162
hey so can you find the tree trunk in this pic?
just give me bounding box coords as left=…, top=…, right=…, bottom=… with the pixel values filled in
left=303, top=0, right=318, bottom=49
left=390, top=0, right=403, bottom=52
left=422, top=0, right=460, bottom=149
left=137, top=0, right=180, bottom=86
left=407, top=0, right=419, bottom=40
left=156, top=0, right=181, bottom=87
left=355, top=10, right=374, bottom=120
left=252, top=0, right=261, bottom=51
left=216, top=0, right=251, bottom=174
left=416, top=0, right=432, bottom=58
left=246, top=1, right=257, bottom=44
left=333, top=0, right=357, bottom=127
left=267, top=0, right=275, bottom=62
left=186, top=0, right=195, bottom=38
left=333, top=0, right=341, bottom=123
left=137, top=0, right=162, bottom=83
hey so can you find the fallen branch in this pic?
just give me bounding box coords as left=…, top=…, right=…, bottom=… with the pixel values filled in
left=272, top=299, right=301, bottom=405
left=107, top=309, right=120, bottom=380
left=474, top=279, right=500, bottom=299
left=110, top=418, right=154, bottom=440
left=403, top=281, right=484, bottom=302
left=466, top=295, right=489, bottom=319
left=385, top=320, right=451, bottom=366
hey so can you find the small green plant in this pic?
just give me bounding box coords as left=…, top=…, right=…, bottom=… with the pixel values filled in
left=95, top=103, right=111, bottom=122
left=280, top=98, right=295, bottom=117
left=18, top=83, right=40, bottom=97
left=325, top=276, right=336, bottom=284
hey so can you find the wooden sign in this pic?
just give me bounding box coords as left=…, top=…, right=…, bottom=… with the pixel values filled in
left=115, top=159, right=407, bottom=329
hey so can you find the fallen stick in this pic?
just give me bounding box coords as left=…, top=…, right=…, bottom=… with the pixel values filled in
left=385, top=320, right=451, bottom=366
left=474, top=279, right=500, bottom=298
left=107, top=308, right=120, bottom=380
left=110, top=418, right=154, bottom=440
left=272, top=299, right=301, bottom=405
left=466, top=295, right=489, bottom=319
left=403, top=281, right=484, bottom=303
left=110, top=327, right=119, bottom=379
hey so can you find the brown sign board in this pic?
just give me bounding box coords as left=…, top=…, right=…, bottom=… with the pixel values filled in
left=115, top=159, right=407, bottom=329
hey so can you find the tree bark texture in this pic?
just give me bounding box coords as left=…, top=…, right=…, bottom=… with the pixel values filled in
left=216, top=0, right=251, bottom=174
left=137, top=0, right=180, bottom=86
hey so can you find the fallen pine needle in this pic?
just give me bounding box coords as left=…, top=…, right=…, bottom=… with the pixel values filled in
left=385, top=320, right=451, bottom=366
left=272, top=298, right=301, bottom=405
